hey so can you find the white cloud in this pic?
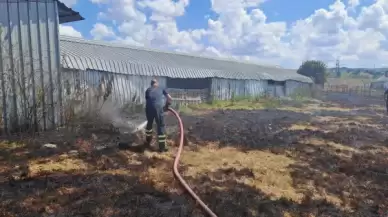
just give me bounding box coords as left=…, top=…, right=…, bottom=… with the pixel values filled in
left=88, top=0, right=388, bottom=68
left=348, top=0, right=360, bottom=8
left=59, top=25, right=82, bottom=38
left=138, top=0, right=189, bottom=20
left=90, top=23, right=116, bottom=40
left=60, top=0, right=78, bottom=7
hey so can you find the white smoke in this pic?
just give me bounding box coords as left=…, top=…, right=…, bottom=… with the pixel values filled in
left=67, top=87, right=147, bottom=133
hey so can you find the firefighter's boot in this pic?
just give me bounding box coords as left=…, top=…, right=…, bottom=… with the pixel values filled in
left=144, top=129, right=153, bottom=149
left=158, top=135, right=168, bottom=152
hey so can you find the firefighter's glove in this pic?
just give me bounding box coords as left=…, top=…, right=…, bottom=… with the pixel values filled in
left=163, top=102, right=171, bottom=112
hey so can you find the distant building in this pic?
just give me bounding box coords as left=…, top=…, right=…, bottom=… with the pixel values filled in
left=370, top=73, right=388, bottom=90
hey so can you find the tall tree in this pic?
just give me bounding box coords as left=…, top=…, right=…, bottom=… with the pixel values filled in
left=297, top=60, right=327, bottom=86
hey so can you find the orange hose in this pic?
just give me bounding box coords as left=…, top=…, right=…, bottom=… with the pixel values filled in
left=168, top=108, right=218, bottom=217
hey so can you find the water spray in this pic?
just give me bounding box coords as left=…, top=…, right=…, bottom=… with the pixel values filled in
left=130, top=120, right=148, bottom=133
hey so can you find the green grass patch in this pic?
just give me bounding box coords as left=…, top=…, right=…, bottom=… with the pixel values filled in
left=178, top=105, right=194, bottom=114
left=189, top=95, right=283, bottom=110
left=176, top=90, right=316, bottom=112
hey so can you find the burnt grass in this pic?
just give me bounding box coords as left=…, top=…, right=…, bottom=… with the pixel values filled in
left=1, top=96, right=388, bottom=217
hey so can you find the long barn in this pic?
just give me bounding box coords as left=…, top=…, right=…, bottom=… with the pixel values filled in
left=0, top=0, right=312, bottom=132
left=59, top=36, right=312, bottom=107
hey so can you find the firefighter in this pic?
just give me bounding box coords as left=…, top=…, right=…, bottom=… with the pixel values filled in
left=144, top=79, right=172, bottom=152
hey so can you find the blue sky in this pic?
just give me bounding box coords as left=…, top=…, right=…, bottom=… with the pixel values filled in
left=68, top=0, right=355, bottom=39
left=61, top=0, right=388, bottom=68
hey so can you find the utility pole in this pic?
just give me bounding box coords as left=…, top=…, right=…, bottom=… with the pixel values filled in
left=335, top=58, right=340, bottom=78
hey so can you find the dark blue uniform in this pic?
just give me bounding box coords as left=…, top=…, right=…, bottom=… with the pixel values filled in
left=144, top=86, right=168, bottom=150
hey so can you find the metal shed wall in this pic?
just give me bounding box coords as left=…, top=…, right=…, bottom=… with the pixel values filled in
left=267, top=81, right=285, bottom=97
left=267, top=84, right=285, bottom=97
left=62, top=69, right=167, bottom=109
left=211, top=79, right=312, bottom=100
left=0, top=0, right=61, bottom=132
left=62, top=69, right=313, bottom=110
left=166, top=77, right=211, bottom=90
left=285, top=80, right=312, bottom=96
left=210, top=78, right=268, bottom=100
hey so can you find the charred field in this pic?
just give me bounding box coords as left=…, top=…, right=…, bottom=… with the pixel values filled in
left=1, top=94, right=388, bottom=217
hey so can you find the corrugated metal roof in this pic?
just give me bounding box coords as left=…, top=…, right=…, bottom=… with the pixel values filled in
left=59, top=36, right=313, bottom=83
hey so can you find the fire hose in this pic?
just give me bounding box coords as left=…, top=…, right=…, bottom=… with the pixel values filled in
left=167, top=108, right=218, bottom=217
